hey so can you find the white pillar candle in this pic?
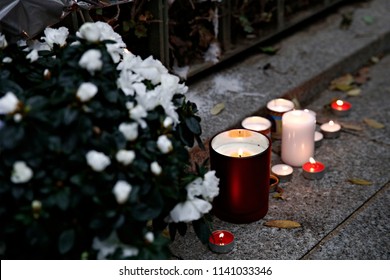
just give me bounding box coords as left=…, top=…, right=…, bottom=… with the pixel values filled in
left=281, top=110, right=315, bottom=167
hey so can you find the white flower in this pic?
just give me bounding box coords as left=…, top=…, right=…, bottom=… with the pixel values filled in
left=13, top=113, right=22, bottom=122
left=118, top=122, right=138, bottom=141
left=93, top=232, right=139, bottom=260
left=144, top=232, right=154, bottom=243
left=201, top=171, right=220, bottom=201
left=0, top=33, right=8, bottom=49
left=131, top=55, right=168, bottom=85
left=112, top=180, right=132, bottom=204
left=77, top=22, right=101, bottom=42
left=129, top=104, right=147, bottom=128
left=42, top=27, right=69, bottom=48
left=31, top=200, right=42, bottom=211
left=26, top=49, right=39, bottom=62
left=11, top=161, right=33, bottom=184
left=157, top=135, right=172, bottom=154
left=2, top=57, right=12, bottom=63
left=86, top=150, right=111, bottom=172
left=150, top=161, right=162, bottom=176
left=169, top=198, right=212, bottom=223
left=163, top=117, right=173, bottom=128
left=79, top=49, right=103, bottom=75
left=76, top=82, right=98, bottom=102
left=185, top=178, right=203, bottom=200
left=116, top=150, right=135, bottom=165
left=0, top=92, right=19, bottom=114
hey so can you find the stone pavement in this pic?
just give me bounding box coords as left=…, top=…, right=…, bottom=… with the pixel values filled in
left=169, top=0, right=390, bottom=260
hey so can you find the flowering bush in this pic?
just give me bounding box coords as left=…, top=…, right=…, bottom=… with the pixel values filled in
left=0, top=22, right=219, bottom=259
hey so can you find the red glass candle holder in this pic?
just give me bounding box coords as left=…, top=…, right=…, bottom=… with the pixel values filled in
left=210, top=129, right=271, bottom=224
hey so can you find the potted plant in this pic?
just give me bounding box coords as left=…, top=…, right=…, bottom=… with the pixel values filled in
left=0, top=22, right=219, bottom=259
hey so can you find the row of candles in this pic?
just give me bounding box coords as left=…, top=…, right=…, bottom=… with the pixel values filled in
left=208, top=97, right=352, bottom=253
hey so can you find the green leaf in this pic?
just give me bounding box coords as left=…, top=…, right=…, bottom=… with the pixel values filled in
left=63, top=107, right=79, bottom=125
left=259, top=46, right=279, bottom=55
left=185, top=116, right=201, bottom=135
left=58, top=229, right=75, bottom=254
left=56, top=190, right=70, bottom=211
left=362, top=15, right=374, bottom=25
left=192, top=219, right=211, bottom=244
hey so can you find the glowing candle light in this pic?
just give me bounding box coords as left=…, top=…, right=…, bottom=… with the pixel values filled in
left=209, top=230, right=234, bottom=253
left=331, top=99, right=352, bottom=116
left=302, top=157, right=326, bottom=180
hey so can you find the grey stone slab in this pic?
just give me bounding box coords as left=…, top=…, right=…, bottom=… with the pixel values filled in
left=185, top=0, right=390, bottom=141
left=304, top=183, right=390, bottom=260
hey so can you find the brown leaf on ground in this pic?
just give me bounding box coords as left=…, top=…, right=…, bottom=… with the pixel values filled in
left=363, top=118, right=385, bottom=129
left=330, top=74, right=354, bottom=91
left=354, top=67, right=370, bottom=85
left=210, top=103, right=225, bottom=115
left=340, top=122, right=363, bottom=131
left=347, top=88, right=361, bottom=97
left=264, top=220, right=301, bottom=229
left=348, top=178, right=373, bottom=185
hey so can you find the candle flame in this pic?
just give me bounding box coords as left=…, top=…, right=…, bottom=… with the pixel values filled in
left=329, top=120, right=334, bottom=126
left=238, top=148, right=243, bottom=157
left=309, top=157, right=316, bottom=164
left=336, top=100, right=344, bottom=106
left=219, top=233, right=224, bottom=239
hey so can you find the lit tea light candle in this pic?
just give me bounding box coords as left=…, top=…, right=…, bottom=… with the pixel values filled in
left=241, top=116, right=271, bottom=138
left=209, top=230, right=234, bottom=254
left=314, top=131, right=323, bottom=148
left=320, top=120, right=341, bottom=138
left=302, top=157, right=326, bottom=180
left=267, top=98, right=295, bottom=139
left=230, top=148, right=252, bottom=158
left=331, top=99, right=352, bottom=116
left=271, top=164, right=293, bottom=183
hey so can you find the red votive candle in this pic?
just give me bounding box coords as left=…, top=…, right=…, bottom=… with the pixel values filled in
left=208, top=230, right=235, bottom=254
left=331, top=99, right=352, bottom=116
left=302, top=157, right=326, bottom=180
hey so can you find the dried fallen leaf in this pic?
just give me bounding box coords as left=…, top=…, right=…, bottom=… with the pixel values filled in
left=340, top=122, right=363, bottom=131
left=347, top=88, right=361, bottom=97
left=330, top=74, right=354, bottom=91
left=264, top=220, right=301, bottom=229
left=210, top=103, right=225, bottom=115
left=354, top=67, right=370, bottom=85
left=291, top=97, right=301, bottom=109
left=371, top=56, right=380, bottom=64
left=348, top=178, right=373, bottom=185
left=272, top=192, right=285, bottom=200
left=363, top=118, right=385, bottom=129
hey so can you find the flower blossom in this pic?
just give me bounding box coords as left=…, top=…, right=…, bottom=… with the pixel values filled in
left=201, top=170, right=220, bottom=201
left=79, top=49, right=103, bottom=75
left=2, top=57, right=12, bottom=63
left=144, top=232, right=154, bottom=243
left=169, top=198, right=212, bottom=223
left=116, top=150, right=135, bottom=165
left=76, top=82, right=98, bottom=102
left=93, top=232, right=139, bottom=260
left=118, top=122, right=138, bottom=141
left=26, top=49, right=39, bottom=62
left=0, top=92, right=19, bottom=114
left=0, top=33, right=8, bottom=49
left=185, top=178, right=203, bottom=200
left=150, top=161, right=162, bottom=176
left=42, top=27, right=69, bottom=48
left=157, top=135, right=173, bottom=154
left=112, top=180, right=132, bottom=204
left=11, top=161, right=33, bottom=184
left=86, top=150, right=111, bottom=172
left=129, top=104, right=148, bottom=128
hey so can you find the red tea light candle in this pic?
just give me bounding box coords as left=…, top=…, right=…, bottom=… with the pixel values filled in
left=209, top=230, right=235, bottom=254
left=314, top=131, right=323, bottom=148
left=271, top=164, right=293, bottom=183
left=302, top=157, right=326, bottom=180
left=331, top=99, right=352, bottom=116
left=320, top=120, right=341, bottom=139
